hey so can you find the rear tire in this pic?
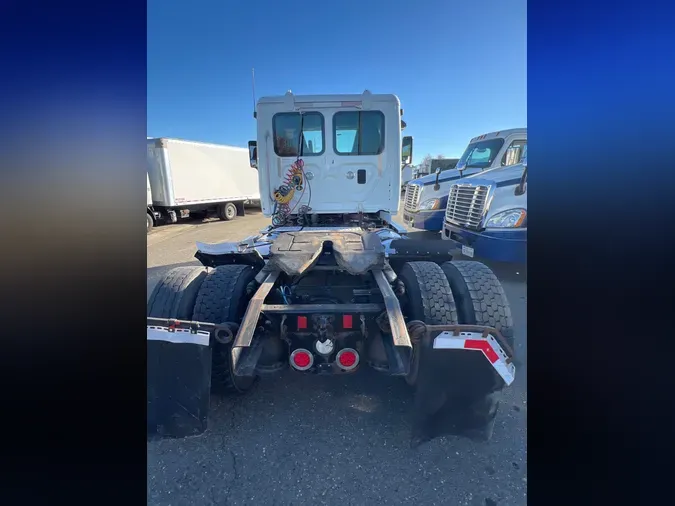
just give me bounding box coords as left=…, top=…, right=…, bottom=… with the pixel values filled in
left=438, top=260, right=515, bottom=441
left=192, top=264, right=260, bottom=394
left=397, top=261, right=458, bottom=386
left=147, top=266, right=207, bottom=319
left=440, top=260, right=514, bottom=350
left=399, top=261, right=503, bottom=442
left=217, top=202, right=237, bottom=221
left=147, top=266, right=208, bottom=437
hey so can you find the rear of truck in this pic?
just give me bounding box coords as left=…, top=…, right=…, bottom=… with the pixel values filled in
left=147, top=91, right=517, bottom=445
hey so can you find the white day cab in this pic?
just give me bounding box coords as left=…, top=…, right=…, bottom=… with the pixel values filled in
left=146, top=138, right=260, bottom=232
left=147, top=91, right=517, bottom=445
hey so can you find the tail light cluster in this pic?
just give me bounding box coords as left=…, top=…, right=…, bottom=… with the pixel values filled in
left=289, top=347, right=360, bottom=372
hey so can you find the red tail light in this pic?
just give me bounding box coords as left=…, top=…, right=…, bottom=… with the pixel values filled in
left=342, top=314, right=353, bottom=329
left=290, top=349, right=313, bottom=371
left=297, top=316, right=307, bottom=330
left=336, top=348, right=359, bottom=371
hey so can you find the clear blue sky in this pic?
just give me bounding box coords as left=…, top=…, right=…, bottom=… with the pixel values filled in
left=147, top=0, right=526, bottom=163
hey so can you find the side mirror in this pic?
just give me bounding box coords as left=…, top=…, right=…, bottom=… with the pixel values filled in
left=433, top=167, right=442, bottom=191
left=402, top=136, right=413, bottom=165
left=248, top=140, right=258, bottom=169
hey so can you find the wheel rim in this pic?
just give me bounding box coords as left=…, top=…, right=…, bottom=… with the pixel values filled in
left=147, top=214, right=152, bottom=230
left=226, top=205, right=236, bottom=219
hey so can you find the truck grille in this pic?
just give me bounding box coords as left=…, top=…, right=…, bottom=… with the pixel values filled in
left=404, top=184, right=421, bottom=211
left=445, top=184, right=490, bottom=229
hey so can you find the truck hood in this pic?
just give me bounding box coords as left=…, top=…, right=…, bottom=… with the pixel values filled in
left=462, top=163, right=525, bottom=185
left=407, top=170, right=462, bottom=187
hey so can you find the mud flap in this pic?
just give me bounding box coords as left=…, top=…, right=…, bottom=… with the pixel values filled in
left=410, top=326, right=514, bottom=446
left=147, top=329, right=212, bottom=439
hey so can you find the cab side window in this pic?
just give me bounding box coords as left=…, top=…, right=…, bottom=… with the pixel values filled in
left=502, top=140, right=527, bottom=166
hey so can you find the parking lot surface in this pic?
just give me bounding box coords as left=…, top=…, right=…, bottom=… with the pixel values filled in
left=147, top=209, right=527, bottom=506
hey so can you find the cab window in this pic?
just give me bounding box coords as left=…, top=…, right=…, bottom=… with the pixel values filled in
left=502, top=140, right=527, bottom=166
left=273, top=112, right=325, bottom=157
left=458, top=138, right=505, bottom=169
left=333, top=111, right=385, bottom=155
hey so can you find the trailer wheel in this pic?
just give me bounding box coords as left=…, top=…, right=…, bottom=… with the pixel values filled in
left=147, top=212, right=154, bottom=233
left=217, top=202, right=237, bottom=221
left=192, top=264, right=260, bottom=394
left=440, top=260, right=514, bottom=350
left=147, top=266, right=209, bottom=437
left=397, top=261, right=458, bottom=386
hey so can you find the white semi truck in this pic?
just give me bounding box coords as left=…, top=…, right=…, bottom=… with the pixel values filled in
left=441, top=149, right=527, bottom=263
left=147, top=91, right=516, bottom=444
left=146, top=138, right=260, bottom=231
left=403, top=129, right=527, bottom=231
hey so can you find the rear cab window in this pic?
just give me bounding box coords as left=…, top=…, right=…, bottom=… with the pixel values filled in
left=333, top=111, right=385, bottom=155
left=273, top=112, right=325, bottom=157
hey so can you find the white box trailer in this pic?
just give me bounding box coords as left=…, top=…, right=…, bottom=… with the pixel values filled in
left=146, top=137, right=260, bottom=229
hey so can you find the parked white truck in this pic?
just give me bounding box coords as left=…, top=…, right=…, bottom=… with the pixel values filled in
left=147, top=173, right=155, bottom=232
left=146, top=138, right=260, bottom=231
left=403, top=129, right=527, bottom=232
left=441, top=149, right=527, bottom=263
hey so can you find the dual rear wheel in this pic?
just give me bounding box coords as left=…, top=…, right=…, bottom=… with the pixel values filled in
left=397, top=260, right=514, bottom=442
left=147, top=264, right=260, bottom=395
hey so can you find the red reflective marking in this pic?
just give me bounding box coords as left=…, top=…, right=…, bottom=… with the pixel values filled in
left=343, top=315, right=353, bottom=328
left=464, top=339, right=499, bottom=363
left=297, top=316, right=307, bottom=329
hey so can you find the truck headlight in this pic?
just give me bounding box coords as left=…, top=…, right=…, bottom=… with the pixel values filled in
left=418, top=198, right=441, bottom=210
left=485, top=209, right=527, bottom=228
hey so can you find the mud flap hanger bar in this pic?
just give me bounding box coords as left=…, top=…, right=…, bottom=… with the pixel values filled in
left=146, top=317, right=240, bottom=346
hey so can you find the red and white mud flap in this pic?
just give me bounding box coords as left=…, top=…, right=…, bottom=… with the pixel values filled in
left=411, top=327, right=516, bottom=446
left=147, top=324, right=213, bottom=439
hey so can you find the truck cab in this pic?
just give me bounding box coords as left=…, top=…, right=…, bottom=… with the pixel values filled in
left=402, top=128, right=527, bottom=231
left=248, top=90, right=412, bottom=224
left=441, top=149, right=527, bottom=263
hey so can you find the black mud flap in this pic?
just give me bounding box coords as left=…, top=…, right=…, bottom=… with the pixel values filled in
left=411, top=329, right=504, bottom=446
left=147, top=340, right=212, bottom=439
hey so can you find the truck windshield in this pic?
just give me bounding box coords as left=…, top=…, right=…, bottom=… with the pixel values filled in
left=430, top=159, right=458, bottom=172
left=458, top=138, right=505, bottom=169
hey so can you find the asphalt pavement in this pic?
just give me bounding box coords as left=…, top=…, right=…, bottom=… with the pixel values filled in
left=147, top=209, right=527, bottom=506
